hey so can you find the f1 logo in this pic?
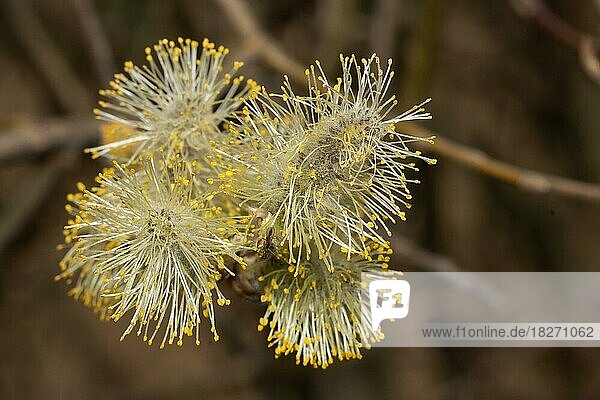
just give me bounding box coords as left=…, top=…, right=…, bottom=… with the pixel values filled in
left=369, top=279, right=410, bottom=330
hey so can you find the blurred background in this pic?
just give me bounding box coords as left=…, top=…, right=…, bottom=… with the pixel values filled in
left=1, top=0, right=599, bottom=399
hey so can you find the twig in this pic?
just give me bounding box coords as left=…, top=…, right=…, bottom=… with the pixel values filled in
left=400, top=0, right=443, bottom=104
left=316, top=0, right=349, bottom=63
left=390, top=235, right=507, bottom=309
left=510, top=0, right=600, bottom=85
left=511, top=0, right=582, bottom=47
left=580, top=36, right=600, bottom=86
left=0, top=117, right=99, bottom=163
left=71, top=0, right=116, bottom=84
left=390, top=235, right=458, bottom=272
left=216, top=0, right=600, bottom=202
left=213, top=0, right=307, bottom=84
left=3, top=0, right=92, bottom=113
left=0, top=151, right=76, bottom=254
left=404, top=122, right=600, bottom=201
left=369, top=0, right=399, bottom=57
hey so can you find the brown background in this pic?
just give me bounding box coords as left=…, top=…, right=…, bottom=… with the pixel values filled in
left=1, top=0, right=599, bottom=399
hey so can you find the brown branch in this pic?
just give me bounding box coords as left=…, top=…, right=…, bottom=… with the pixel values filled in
left=579, top=36, right=600, bottom=86
left=400, top=0, right=443, bottom=104
left=216, top=0, right=600, bottom=202
left=0, top=117, right=99, bottom=163
left=316, top=0, right=351, bottom=63
left=511, top=0, right=600, bottom=85
left=25, top=116, right=584, bottom=207
left=390, top=235, right=506, bottom=311
left=213, top=0, right=307, bottom=84
left=390, top=236, right=458, bottom=272
left=511, top=0, right=583, bottom=47
left=0, top=150, right=76, bottom=253
left=71, top=0, right=116, bottom=84
left=369, top=0, right=399, bottom=57
left=3, top=0, right=93, bottom=114
left=404, top=122, right=600, bottom=201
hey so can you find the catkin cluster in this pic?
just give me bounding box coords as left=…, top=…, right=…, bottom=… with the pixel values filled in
left=56, top=37, right=434, bottom=368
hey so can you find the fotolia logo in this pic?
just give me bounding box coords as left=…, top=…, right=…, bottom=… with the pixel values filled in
left=369, top=278, right=411, bottom=330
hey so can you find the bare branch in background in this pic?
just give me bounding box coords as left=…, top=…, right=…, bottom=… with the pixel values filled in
left=400, top=0, right=443, bottom=104
left=511, top=0, right=582, bottom=47
left=213, top=0, right=307, bottom=84
left=580, top=36, right=600, bottom=86
left=0, top=150, right=76, bottom=254
left=390, top=236, right=458, bottom=272
left=36, top=120, right=590, bottom=206
left=3, top=0, right=92, bottom=114
left=0, top=0, right=96, bottom=262
left=390, top=236, right=506, bottom=308
left=0, top=118, right=98, bottom=163
left=405, top=123, right=600, bottom=201
left=510, top=0, right=600, bottom=85
left=71, top=0, right=116, bottom=84
left=369, top=0, right=399, bottom=57
left=316, top=0, right=351, bottom=63
left=215, top=0, right=600, bottom=201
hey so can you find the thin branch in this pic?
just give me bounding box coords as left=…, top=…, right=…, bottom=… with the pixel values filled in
left=390, top=235, right=506, bottom=308
left=216, top=0, right=600, bottom=202
left=213, top=0, right=307, bottom=84
left=511, top=0, right=582, bottom=47
left=510, top=0, right=600, bottom=85
left=369, top=0, right=399, bottom=58
left=390, top=235, right=458, bottom=272
left=71, top=0, right=116, bottom=84
left=27, top=111, right=586, bottom=208
left=0, top=117, right=99, bottom=163
left=404, top=122, right=600, bottom=201
left=3, top=0, right=92, bottom=114
left=400, top=0, right=443, bottom=104
left=0, top=150, right=76, bottom=253
left=316, top=0, right=350, bottom=62
left=580, top=36, right=600, bottom=86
